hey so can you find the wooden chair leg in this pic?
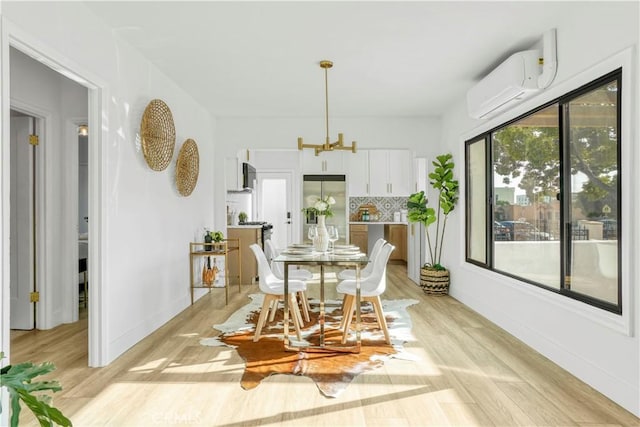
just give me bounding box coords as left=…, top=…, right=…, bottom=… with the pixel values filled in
left=293, top=295, right=304, bottom=326
left=289, top=294, right=303, bottom=341
left=371, top=296, right=391, bottom=344
left=363, top=297, right=382, bottom=330
left=340, top=294, right=348, bottom=313
left=341, top=295, right=357, bottom=344
left=298, top=291, right=310, bottom=323
left=268, top=299, right=278, bottom=322
left=254, top=294, right=275, bottom=342
left=339, top=294, right=353, bottom=330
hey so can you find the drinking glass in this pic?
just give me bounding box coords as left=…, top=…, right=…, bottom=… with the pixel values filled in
left=327, top=226, right=339, bottom=253
left=307, top=225, right=317, bottom=243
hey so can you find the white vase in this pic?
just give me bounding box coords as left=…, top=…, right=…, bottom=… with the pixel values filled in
left=313, top=215, right=329, bottom=252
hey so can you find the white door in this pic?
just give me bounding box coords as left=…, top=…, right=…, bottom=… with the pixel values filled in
left=257, top=171, right=293, bottom=250
left=10, top=116, right=36, bottom=330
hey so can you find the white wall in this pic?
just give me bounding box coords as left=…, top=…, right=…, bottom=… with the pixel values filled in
left=1, top=3, right=216, bottom=366
left=438, top=3, right=639, bottom=416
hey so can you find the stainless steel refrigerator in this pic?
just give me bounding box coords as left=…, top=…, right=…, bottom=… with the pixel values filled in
left=302, top=175, right=347, bottom=245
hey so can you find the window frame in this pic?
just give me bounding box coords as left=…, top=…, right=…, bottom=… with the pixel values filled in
left=465, top=68, right=622, bottom=315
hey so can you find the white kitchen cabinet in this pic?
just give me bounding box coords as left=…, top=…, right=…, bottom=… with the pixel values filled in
left=368, top=149, right=412, bottom=196
left=388, top=150, right=412, bottom=195
left=225, top=156, right=242, bottom=191
left=225, top=149, right=254, bottom=191
left=301, top=149, right=345, bottom=174
left=413, top=157, right=427, bottom=194
left=345, top=150, right=369, bottom=195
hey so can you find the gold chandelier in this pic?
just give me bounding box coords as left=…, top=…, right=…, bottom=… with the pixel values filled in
left=297, top=60, right=357, bottom=156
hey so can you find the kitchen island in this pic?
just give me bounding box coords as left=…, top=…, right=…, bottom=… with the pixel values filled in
left=349, top=222, right=407, bottom=262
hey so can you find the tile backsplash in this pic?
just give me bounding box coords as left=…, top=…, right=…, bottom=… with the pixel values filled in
left=349, top=196, right=408, bottom=221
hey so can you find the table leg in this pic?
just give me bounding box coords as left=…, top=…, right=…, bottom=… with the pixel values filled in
left=283, top=261, right=290, bottom=349
left=355, top=264, right=361, bottom=349
left=319, top=264, right=325, bottom=346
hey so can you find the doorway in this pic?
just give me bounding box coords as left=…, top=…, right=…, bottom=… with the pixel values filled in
left=257, top=171, right=294, bottom=249
left=3, top=47, right=92, bottom=366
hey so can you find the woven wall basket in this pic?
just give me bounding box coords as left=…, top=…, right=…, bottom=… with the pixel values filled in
left=420, top=267, right=450, bottom=295
left=140, top=99, right=176, bottom=171
left=176, top=138, right=199, bottom=196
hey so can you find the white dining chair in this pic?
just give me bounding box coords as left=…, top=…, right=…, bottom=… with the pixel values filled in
left=250, top=244, right=306, bottom=342
left=336, top=243, right=395, bottom=344
left=337, top=238, right=387, bottom=280
left=263, top=239, right=312, bottom=322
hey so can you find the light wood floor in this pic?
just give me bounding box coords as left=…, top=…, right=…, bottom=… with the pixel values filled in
left=10, top=264, right=639, bottom=426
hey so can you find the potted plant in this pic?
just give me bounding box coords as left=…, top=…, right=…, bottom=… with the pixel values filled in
left=203, top=230, right=225, bottom=285
left=204, top=229, right=224, bottom=249
left=238, top=212, right=248, bottom=224
left=407, top=153, right=459, bottom=295
left=302, top=194, right=336, bottom=252
left=0, top=352, right=72, bottom=426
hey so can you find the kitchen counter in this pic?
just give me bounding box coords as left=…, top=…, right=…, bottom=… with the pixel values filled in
left=227, top=224, right=263, bottom=229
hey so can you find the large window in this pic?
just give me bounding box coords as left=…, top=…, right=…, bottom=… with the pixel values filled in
left=465, top=70, right=621, bottom=313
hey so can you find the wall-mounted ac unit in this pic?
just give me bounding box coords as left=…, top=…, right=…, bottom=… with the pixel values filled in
left=467, top=29, right=558, bottom=120
left=467, top=50, right=541, bottom=120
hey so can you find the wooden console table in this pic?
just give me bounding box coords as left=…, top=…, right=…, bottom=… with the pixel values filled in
left=189, top=239, right=241, bottom=305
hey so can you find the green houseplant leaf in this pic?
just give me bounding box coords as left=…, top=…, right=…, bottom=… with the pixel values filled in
left=406, top=153, right=459, bottom=269
left=0, top=352, right=72, bottom=427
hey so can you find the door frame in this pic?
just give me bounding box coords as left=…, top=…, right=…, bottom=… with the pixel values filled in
left=65, top=117, right=87, bottom=324
left=1, top=18, right=108, bottom=367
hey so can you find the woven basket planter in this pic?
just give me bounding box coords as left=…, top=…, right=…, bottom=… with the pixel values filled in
left=420, top=267, right=450, bottom=295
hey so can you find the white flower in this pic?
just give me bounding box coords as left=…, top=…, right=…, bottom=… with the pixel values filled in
left=307, top=195, right=320, bottom=205
left=315, top=201, right=328, bottom=212
left=303, top=194, right=335, bottom=217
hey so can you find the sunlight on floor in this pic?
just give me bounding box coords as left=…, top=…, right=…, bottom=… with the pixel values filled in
left=438, top=364, right=521, bottom=382
left=177, top=332, right=200, bottom=337
left=403, top=347, right=443, bottom=376
left=128, top=358, right=167, bottom=372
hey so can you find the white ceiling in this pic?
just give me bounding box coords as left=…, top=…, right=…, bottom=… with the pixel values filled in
left=82, top=1, right=581, bottom=118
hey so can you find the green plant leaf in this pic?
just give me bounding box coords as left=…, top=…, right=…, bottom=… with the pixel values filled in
left=1, top=353, right=72, bottom=427
left=18, top=389, right=72, bottom=427
left=412, top=153, right=459, bottom=267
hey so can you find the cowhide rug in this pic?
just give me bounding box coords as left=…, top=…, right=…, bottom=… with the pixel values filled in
left=200, top=294, right=418, bottom=397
